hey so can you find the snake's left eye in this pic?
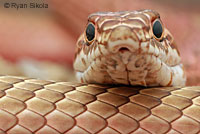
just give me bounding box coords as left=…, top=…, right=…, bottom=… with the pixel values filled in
left=153, top=19, right=163, bottom=39
left=85, top=23, right=95, bottom=42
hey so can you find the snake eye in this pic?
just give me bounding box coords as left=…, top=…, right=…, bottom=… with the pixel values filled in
left=85, top=23, right=95, bottom=42
left=153, top=19, right=163, bottom=39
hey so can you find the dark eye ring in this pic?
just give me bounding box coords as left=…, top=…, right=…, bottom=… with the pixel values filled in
left=85, top=23, right=95, bottom=42
left=152, top=19, right=163, bottom=39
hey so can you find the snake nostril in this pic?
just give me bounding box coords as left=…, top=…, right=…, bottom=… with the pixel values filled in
left=118, top=47, right=130, bottom=53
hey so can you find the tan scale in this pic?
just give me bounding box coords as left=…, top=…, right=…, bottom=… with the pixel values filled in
left=0, top=76, right=199, bottom=134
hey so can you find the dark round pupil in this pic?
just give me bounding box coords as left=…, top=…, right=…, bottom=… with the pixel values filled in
left=153, top=20, right=163, bottom=38
left=86, top=23, right=95, bottom=41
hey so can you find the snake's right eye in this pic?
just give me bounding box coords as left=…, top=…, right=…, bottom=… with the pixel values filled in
left=85, top=23, right=95, bottom=42
left=152, top=19, right=163, bottom=39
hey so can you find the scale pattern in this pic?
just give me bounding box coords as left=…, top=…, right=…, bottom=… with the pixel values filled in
left=0, top=75, right=200, bottom=134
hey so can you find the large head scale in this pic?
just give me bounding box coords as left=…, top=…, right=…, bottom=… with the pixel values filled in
left=74, top=10, right=186, bottom=86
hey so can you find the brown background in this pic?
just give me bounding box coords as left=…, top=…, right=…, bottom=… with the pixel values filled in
left=0, top=0, right=199, bottom=85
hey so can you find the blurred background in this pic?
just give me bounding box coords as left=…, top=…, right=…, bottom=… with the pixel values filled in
left=0, top=0, right=199, bottom=85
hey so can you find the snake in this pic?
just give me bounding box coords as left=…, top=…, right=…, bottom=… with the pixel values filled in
left=0, top=10, right=200, bottom=134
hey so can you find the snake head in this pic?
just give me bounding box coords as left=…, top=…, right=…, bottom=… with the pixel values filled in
left=74, top=10, right=186, bottom=86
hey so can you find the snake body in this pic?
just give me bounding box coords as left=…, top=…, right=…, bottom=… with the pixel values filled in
left=0, top=10, right=198, bottom=134
left=0, top=76, right=200, bottom=134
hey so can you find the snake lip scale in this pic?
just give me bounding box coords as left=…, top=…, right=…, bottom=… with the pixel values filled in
left=1, top=10, right=198, bottom=134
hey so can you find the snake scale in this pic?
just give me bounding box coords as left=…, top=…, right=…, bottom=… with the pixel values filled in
left=0, top=10, right=200, bottom=134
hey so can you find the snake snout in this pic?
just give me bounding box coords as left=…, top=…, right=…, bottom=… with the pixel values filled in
left=107, top=26, right=139, bottom=53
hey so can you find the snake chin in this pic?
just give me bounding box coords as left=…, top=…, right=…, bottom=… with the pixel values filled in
left=75, top=51, right=186, bottom=87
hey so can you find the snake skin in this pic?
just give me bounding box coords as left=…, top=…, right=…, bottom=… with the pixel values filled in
left=0, top=75, right=200, bottom=134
